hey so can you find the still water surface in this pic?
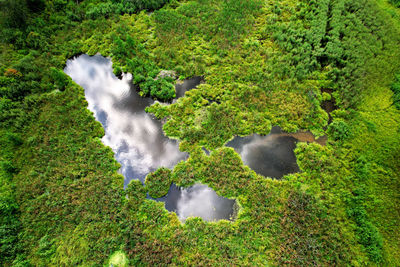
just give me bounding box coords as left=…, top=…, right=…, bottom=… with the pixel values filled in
left=157, top=184, right=235, bottom=222
left=64, top=54, right=186, bottom=185
left=64, top=54, right=234, bottom=221
left=226, top=126, right=325, bottom=179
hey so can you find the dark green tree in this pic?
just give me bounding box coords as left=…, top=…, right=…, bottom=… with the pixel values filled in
left=390, top=0, right=400, bottom=7
left=0, top=0, right=29, bottom=28
left=26, top=0, right=45, bottom=12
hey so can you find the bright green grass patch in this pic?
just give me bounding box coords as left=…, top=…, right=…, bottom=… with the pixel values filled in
left=108, top=250, right=128, bottom=267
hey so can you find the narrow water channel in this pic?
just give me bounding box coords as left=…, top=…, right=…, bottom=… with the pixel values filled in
left=64, top=54, right=235, bottom=222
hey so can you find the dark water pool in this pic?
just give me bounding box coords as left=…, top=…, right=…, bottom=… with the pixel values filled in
left=226, top=126, right=325, bottom=179
left=174, top=76, right=203, bottom=99
left=64, top=54, right=234, bottom=222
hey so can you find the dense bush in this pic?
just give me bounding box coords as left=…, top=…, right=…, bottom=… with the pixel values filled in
left=145, top=167, right=172, bottom=198
left=86, top=2, right=116, bottom=19
left=110, top=32, right=176, bottom=100
left=0, top=54, right=45, bottom=100
left=276, top=190, right=340, bottom=266
left=390, top=73, right=400, bottom=109
left=327, top=120, right=351, bottom=141
left=346, top=189, right=383, bottom=263
left=0, top=132, right=23, bottom=265
left=214, top=0, right=262, bottom=44
left=345, top=156, right=384, bottom=263
left=50, top=67, right=70, bottom=91
left=265, top=0, right=398, bottom=108
left=118, top=0, right=170, bottom=11
left=86, top=0, right=170, bottom=19
left=0, top=164, right=21, bottom=265
left=0, top=0, right=29, bottom=28
left=390, top=0, right=400, bottom=7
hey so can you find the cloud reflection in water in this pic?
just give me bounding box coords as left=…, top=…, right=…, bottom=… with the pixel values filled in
left=64, top=54, right=186, bottom=186
left=64, top=54, right=235, bottom=222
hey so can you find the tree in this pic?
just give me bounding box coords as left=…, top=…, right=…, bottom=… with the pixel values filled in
left=1, top=0, right=29, bottom=28
left=390, top=0, right=400, bottom=7
left=26, top=0, right=45, bottom=12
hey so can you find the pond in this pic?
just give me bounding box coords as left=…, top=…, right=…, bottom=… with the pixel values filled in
left=64, top=54, right=235, bottom=222
left=157, top=184, right=236, bottom=222
left=226, top=126, right=326, bottom=179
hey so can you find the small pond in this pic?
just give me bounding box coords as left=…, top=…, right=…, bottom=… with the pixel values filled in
left=157, top=184, right=236, bottom=222
left=64, top=54, right=234, bottom=222
left=226, top=126, right=326, bottom=179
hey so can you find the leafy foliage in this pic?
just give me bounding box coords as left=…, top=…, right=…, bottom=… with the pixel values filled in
left=347, top=189, right=383, bottom=263
left=390, top=0, right=400, bottom=7
left=0, top=0, right=29, bottom=28
left=328, top=119, right=351, bottom=141
left=145, top=168, right=172, bottom=198
left=264, top=0, right=400, bottom=108
left=110, top=28, right=176, bottom=100
left=390, top=73, right=400, bottom=109
left=0, top=132, right=22, bottom=265
left=86, top=0, right=170, bottom=19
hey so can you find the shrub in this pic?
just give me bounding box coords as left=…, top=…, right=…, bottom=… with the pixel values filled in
left=86, top=2, right=116, bottom=19
left=390, top=73, right=400, bottom=109
left=4, top=69, right=22, bottom=78
left=328, top=119, right=351, bottom=141
left=50, top=67, right=69, bottom=91
left=110, top=32, right=176, bottom=101
left=1, top=0, right=28, bottom=28
left=346, top=189, right=383, bottom=263
left=389, top=0, right=400, bottom=7
left=53, top=0, right=67, bottom=12
left=125, top=180, right=146, bottom=208
left=145, top=167, right=172, bottom=198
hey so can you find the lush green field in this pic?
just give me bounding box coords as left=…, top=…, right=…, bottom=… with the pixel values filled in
left=1, top=0, right=400, bottom=265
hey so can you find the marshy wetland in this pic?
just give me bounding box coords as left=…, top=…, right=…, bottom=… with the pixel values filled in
left=2, top=0, right=400, bottom=265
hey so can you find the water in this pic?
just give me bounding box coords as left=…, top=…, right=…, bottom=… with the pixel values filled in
left=226, top=126, right=325, bottom=179
left=157, top=184, right=236, bottom=222
left=64, top=54, right=234, bottom=222
left=64, top=54, right=187, bottom=186
left=174, top=76, right=203, bottom=99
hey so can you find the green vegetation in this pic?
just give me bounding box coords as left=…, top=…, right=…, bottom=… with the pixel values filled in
left=390, top=0, right=400, bottom=7
left=145, top=168, right=172, bottom=198
left=1, top=0, right=400, bottom=265
left=108, top=250, right=128, bottom=267
left=0, top=132, right=22, bottom=265
left=391, top=73, right=400, bottom=109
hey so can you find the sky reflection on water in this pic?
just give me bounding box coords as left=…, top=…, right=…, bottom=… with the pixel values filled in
left=64, top=54, right=235, bottom=222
